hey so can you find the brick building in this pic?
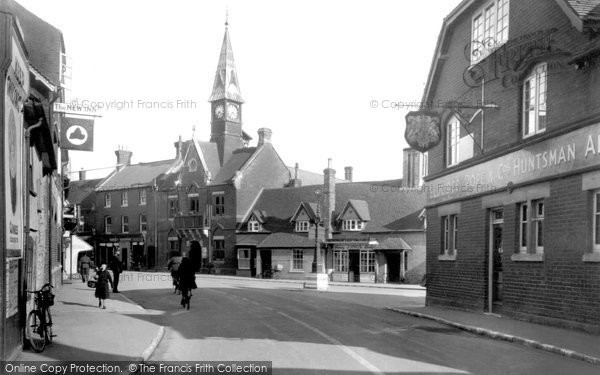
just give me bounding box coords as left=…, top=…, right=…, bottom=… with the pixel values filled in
left=235, top=151, right=427, bottom=284
left=420, top=0, right=600, bottom=332
left=0, top=0, right=64, bottom=360
left=75, top=22, right=351, bottom=272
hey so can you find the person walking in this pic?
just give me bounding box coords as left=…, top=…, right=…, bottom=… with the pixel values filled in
left=167, top=252, right=183, bottom=293
left=78, top=253, right=91, bottom=282
left=110, top=255, right=123, bottom=293
left=177, top=257, right=197, bottom=308
left=94, top=264, right=113, bottom=309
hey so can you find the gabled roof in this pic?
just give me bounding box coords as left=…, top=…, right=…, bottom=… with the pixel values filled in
left=290, top=202, right=319, bottom=223
left=210, top=147, right=257, bottom=184
left=6, top=0, right=65, bottom=86
left=248, top=210, right=266, bottom=224
left=96, top=159, right=174, bottom=191
left=257, top=233, right=316, bottom=249
left=422, top=0, right=600, bottom=104
left=208, top=25, right=244, bottom=103
left=337, top=199, right=371, bottom=222
left=248, top=179, right=426, bottom=234
left=195, top=140, right=221, bottom=179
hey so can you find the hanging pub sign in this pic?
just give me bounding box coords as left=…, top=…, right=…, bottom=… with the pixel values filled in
left=61, top=116, right=94, bottom=151
left=404, top=111, right=442, bottom=153
left=3, top=30, right=30, bottom=257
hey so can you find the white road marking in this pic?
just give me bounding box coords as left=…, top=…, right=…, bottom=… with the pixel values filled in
left=277, top=311, right=384, bottom=375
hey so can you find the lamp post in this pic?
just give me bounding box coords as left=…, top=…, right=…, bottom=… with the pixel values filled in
left=312, top=204, right=321, bottom=273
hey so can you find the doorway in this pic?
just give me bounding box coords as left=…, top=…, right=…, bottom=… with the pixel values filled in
left=387, top=252, right=401, bottom=283
left=349, top=250, right=360, bottom=282
left=488, top=208, right=504, bottom=314
left=189, top=241, right=202, bottom=271
left=260, top=250, right=272, bottom=278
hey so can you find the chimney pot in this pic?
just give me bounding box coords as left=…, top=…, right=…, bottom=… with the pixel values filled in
left=344, top=166, right=353, bottom=182
left=79, top=169, right=86, bottom=181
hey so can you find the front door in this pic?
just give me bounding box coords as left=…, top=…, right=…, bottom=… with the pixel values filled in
left=488, top=209, right=504, bottom=313
left=349, top=250, right=360, bottom=282
left=261, top=250, right=272, bottom=278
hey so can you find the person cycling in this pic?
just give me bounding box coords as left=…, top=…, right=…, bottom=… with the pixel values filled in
left=167, top=252, right=183, bottom=293
left=176, top=257, right=197, bottom=309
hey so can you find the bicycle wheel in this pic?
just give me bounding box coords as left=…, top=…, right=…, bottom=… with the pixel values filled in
left=186, top=290, right=191, bottom=310
left=43, top=308, right=53, bottom=343
left=26, top=311, right=46, bottom=352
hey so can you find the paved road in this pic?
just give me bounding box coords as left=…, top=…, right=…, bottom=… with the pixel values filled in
left=119, top=273, right=599, bottom=375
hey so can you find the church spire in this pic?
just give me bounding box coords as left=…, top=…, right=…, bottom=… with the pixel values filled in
left=208, top=16, right=244, bottom=103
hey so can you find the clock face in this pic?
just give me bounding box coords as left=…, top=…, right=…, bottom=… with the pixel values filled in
left=214, top=104, right=225, bottom=119
left=227, top=104, right=239, bottom=121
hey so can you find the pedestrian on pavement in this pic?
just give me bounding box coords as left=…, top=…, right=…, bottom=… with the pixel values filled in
left=78, top=252, right=91, bottom=283
left=110, top=255, right=123, bottom=293
left=94, top=264, right=113, bottom=309
left=167, top=252, right=183, bottom=292
left=177, top=257, right=197, bottom=307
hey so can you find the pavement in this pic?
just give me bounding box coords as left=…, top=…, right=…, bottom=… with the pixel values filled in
left=16, top=278, right=164, bottom=365
left=14, top=272, right=600, bottom=368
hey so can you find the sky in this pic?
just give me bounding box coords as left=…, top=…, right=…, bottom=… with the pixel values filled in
left=18, top=0, right=459, bottom=182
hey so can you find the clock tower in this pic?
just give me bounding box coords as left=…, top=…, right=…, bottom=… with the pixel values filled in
left=209, top=20, right=245, bottom=166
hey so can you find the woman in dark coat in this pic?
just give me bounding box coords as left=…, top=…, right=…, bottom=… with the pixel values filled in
left=177, top=257, right=196, bottom=307
left=94, top=264, right=113, bottom=309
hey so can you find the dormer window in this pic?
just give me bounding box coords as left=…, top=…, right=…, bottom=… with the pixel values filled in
left=248, top=218, right=261, bottom=232
left=295, top=220, right=310, bottom=233
left=470, top=0, right=509, bottom=64
left=343, top=220, right=364, bottom=231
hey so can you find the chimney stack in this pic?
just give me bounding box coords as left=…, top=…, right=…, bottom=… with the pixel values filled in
left=115, top=146, right=133, bottom=171
left=257, top=128, right=272, bottom=146
left=79, top=168, right=86, bottom=181
left=403, top=148, right=421, bottom=188
left=289, top=162, right=302, bottom=187
left=174, top=135, right=183, bottom=159
left=322, top=158, right=336, bottom=240
left=344, top=166, right=353, bottom=182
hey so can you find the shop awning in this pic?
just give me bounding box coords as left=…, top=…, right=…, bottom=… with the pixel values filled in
left=63, top=233, right=93, bottom=276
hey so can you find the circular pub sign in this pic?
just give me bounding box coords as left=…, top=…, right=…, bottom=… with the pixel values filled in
left=404, top=110, right=442, bottom=153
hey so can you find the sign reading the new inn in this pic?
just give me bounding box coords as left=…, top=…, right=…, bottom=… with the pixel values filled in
left=61, top=116, right=94, bottom=151
left=427, top=123, right=600, bottom=206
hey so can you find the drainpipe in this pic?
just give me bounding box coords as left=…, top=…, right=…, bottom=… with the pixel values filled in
left=23, top=118, right=43, bottom=295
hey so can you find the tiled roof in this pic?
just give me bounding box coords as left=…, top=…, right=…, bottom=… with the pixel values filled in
left=566, top=0, right=600, bottom=19
left=7, top=0, right=64, bottom=85
left=67, top=178, right=102, bottom=204
left=196, top=141, right=221, bottom=178
left=236, top=233, right=270, bottom=246
left=96, top=159, right=174, bottom=191
left=257, top=233, right=316, bottom=249
left=210, top=147, right=257, bottom=184
left=249, top=179, right=426, bottom=234
left=377, top=237, right=412, bottom=250
left=343, top=200, right=371, bottom=221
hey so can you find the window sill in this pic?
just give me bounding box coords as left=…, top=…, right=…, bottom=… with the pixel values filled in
left=438, top=254, right=457, bottom=261
left=582, top=252, right=600, bottom=263
left=511, top=253, right=544, bottom=262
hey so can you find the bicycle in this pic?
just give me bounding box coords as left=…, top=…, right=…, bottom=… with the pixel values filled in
left=25, top=283, right=55, bottom=352
left=172, top=273, right=181, bottom=295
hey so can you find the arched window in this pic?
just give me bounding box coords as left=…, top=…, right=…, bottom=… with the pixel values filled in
left=523, top=63, right=547, bottom=138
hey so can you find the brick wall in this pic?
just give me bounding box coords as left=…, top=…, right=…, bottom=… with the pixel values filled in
left=426, top=198, right=487, bottom=310
left=427, top=0, right=600, bottom=178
